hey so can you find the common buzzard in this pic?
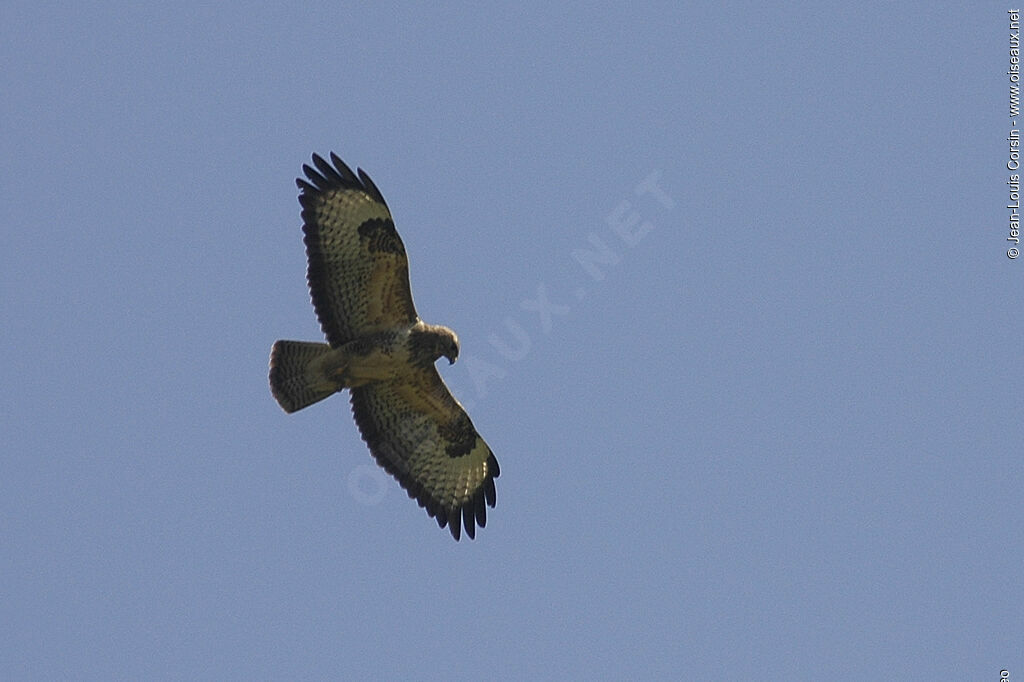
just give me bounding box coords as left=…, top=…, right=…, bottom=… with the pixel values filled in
left=269, top=153, right=499, bottom=541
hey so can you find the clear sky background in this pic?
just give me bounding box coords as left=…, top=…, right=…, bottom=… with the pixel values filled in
left=1, top=2, right=1020, bottom=679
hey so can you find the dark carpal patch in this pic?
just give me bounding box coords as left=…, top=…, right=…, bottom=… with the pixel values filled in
left=440, top=416, right=478, bottom=459
left=358, top=218, right=405, bottom=255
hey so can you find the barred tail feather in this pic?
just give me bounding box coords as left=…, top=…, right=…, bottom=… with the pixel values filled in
left=269, top=340, right=339, bottom=413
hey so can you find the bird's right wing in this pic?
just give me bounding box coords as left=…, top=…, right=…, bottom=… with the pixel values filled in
left=297, top=153, right=418, bottom=346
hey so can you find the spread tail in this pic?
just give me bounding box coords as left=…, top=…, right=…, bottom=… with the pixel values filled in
left=269, top=340, right=340, bottom=413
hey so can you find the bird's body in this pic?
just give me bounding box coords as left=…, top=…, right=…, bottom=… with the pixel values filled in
left=269, top=153, right=499, bottom=540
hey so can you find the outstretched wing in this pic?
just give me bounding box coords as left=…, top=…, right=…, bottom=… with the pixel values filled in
left=297, top=153, right=418, bottom=347
left=349, top=369, right=500, bottom=540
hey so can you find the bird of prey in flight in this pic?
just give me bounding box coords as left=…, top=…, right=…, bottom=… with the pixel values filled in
left=269, top=153, right=499, bottom=540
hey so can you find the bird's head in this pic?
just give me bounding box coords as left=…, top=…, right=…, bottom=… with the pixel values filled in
left=410, top=323, right=460, bottom=366
left=441, top=329, right=460, bottom=364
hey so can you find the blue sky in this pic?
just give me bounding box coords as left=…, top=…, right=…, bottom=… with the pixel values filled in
left=1, top=2, right=1020, bottom=679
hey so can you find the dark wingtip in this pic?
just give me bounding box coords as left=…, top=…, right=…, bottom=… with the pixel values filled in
left=356, top=168, right=387, bottom=206
left=295, top=152, right=387, bottom=207
left=475, top=491, right=487, bottom=528
left=329, top=152, right=360, bottom=183
left=301, top=163, right=326, bottom=187
left=484, top=477, right=496, bottom=508
left=463, top=505, right=476, bottom=540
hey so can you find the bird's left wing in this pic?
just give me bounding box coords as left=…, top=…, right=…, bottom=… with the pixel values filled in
left=349, top=368, right=499, bottom=540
